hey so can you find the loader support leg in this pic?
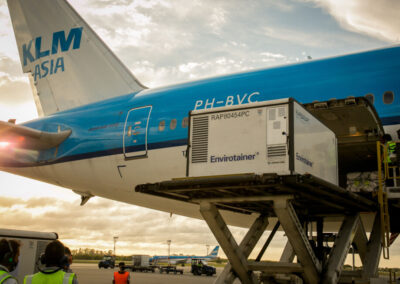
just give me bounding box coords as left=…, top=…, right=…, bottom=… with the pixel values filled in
left=362, top=214, right=382, bottom=280
left=216, top=214, right=269, bottom=284
left=200, top=202, right=258, bottom=284
left=273, top=196, right=321, bottom=283
left=321, top=214, right=360, bottom=284
left=280, top=241, right=295, bottom=263
left=352, top=217, right=368, bottom=265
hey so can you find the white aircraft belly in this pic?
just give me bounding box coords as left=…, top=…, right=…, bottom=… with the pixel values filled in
left=2, top=146, right=376, bottom=231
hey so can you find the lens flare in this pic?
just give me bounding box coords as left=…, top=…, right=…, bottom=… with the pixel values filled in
left=0, top=142, right=11, bottom=149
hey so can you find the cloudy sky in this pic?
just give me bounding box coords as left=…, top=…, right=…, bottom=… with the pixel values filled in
left=1, top=0, right=400, bottom=266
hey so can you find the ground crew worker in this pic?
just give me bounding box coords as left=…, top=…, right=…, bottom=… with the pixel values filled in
left=64, top=247, right=73, bottom=273
left=24, top=240, right=77, bottom=284
left=383, top=134, right=395, bottom=163
left=0, top=239, right=20, bottom=284
left=388, top=140, right=396, bottom=163
left=113, top=262, right=130, bottom=284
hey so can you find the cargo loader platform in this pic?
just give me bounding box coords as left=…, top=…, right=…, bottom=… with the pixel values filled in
left=136, top=173, right=377, bottom=216
left=136, top=173, right=388, bottom=284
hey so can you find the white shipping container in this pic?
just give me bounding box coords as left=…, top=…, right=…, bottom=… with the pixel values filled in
left=188, top=98, right=338, bottom=185
left=132, top=255, right=150, bottom=267
left=0, top=229, right=58, bottom=283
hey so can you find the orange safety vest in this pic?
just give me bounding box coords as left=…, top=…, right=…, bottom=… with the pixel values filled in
left=114, top=271, right=129, bottom=284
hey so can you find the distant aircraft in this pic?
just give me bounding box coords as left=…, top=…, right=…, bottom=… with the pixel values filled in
left=0, top=0, right=399, bottom=228
left=150, top=246, right=220, bottom=265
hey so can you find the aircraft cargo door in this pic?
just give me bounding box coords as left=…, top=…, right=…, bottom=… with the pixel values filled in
left=123, top=106, right=152, bottom=159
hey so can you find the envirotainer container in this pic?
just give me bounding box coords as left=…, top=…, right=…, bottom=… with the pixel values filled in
left=187, top=98, right=338, bottom=185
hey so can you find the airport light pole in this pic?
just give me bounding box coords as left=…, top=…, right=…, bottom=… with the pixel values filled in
left=113, top=236, right=119, bottom=256
left=206, top=244, right=210, bottom=255
left=167, top=240, right=171, bottom=265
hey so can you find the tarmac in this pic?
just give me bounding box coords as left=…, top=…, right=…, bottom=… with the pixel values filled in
left=71, top=263, right=239, bottom=284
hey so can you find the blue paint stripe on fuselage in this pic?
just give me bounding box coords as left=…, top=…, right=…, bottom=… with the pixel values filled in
left=381, top=116, right=400, bottom=126
left=6, top=46, right=400, bottom=168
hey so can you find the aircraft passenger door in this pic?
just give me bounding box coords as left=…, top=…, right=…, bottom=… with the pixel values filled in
left=123, top=106, right=152, bottom=159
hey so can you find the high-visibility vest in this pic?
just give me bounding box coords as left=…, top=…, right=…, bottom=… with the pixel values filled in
left=389, top=142, right=396, bottom=152
left=114, top=271, right=129, bottom=284
left=388, top=141, right=396, bottom=163
left=0, top=270, right=15, bottom=284
left=24, top=270, right=75, bottom=284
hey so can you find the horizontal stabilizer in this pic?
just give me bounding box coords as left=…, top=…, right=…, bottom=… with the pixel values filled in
left=0, top=121, right=71, bottom=150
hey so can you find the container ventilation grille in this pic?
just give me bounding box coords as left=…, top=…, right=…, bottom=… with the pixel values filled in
left=267, top=145, right=287, bottom=158
left=191, top=116, right=209, bottom=163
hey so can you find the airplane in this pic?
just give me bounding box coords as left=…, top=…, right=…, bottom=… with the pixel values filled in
left=149, top=246, right=220, bottom=265
left=0, top=0, right=399, bottom=229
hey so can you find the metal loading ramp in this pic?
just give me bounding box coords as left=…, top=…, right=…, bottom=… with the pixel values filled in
left=136, top=174, right=384, bottom=284
left=136, top=174, right=376, bottom=215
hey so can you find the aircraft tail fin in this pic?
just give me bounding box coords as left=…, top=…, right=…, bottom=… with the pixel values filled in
left=208, top=246, right=219, bottom=257
left=6, top=0, right=146, bottom=116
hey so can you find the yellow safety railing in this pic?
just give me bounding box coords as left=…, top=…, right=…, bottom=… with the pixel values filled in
left=376, top=141, right=391, bottom=259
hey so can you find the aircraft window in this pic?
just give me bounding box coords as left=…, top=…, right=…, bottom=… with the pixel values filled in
left=127, top=126, right=132, bottom=136
left=383, top=91, right=394, bottom=104
left=170, top=119, right=177, bottom=130
left=365, top=93, right=374, bottom=104
left=158, top=120, right=165, bottom=131
left=182, top=117, right=189, bottom=128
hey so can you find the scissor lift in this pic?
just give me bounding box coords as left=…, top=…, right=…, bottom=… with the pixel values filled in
left=136, top=174, right=385, bottom=283
left=136, top=97, right=398, bottom=283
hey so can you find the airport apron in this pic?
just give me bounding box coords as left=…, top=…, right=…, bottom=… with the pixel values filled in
left=114, top=271, right=129, bottom=284
left=0, top=270, right=15, bottom=284
left=24, top=270, right=75, bottom=284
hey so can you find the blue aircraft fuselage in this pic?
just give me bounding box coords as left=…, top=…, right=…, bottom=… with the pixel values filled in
left=18, top=45, right=400, bottom=166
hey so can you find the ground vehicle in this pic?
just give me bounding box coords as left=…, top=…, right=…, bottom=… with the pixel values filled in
left=98, top=255, right=115, bottom=269
left=191, top=259, right=216, bottom=276
left=159, top=265, right=184, bottom=274
left=129, top=255, right=156, bottom=273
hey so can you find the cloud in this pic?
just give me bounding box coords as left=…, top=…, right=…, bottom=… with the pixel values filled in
left=0, top=196, right=21, bottom=207
left=0, top=56, right=31, bottom=105
left=300, top=0, right=400, bottom=42
left=0, top=56, right=23, bottom=77
left=65, top=0, right=301, bottom=88
left=0, top=195, right=289, bottom=259
left=0, top=76, right=31, bottom=105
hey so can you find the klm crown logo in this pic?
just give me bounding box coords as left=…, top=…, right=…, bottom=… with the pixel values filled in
left=22, top=27, right=83, bottom=81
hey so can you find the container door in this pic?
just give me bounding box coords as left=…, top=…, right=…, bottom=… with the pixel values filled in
left=123, top=106, right=152, bottom=158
